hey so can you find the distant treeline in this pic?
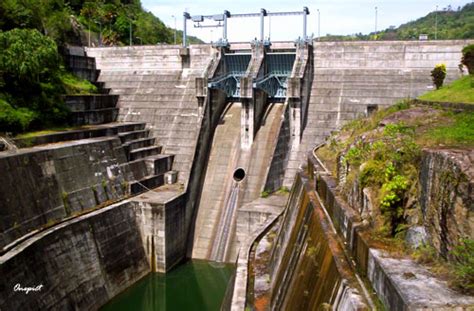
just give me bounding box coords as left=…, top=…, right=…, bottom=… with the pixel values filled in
left=320, top=2, right=474, bottom=41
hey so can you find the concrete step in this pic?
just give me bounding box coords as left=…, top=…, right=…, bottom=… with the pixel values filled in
left=124, top=137, right=156, bottom=151
left=70, top=108, right=119, bottom=126
left=65, top=95, right=119, bottom=111
left=116, top=122, right=147, bottom=133
left=129, top=145, right=162, bottom=161
left=118, top=129, right=150, bottom=143
left=144, top=154, right=174, bottom=175
left=130, top=174, right=165, bottom=194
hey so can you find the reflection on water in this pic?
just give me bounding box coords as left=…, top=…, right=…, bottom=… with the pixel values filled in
left=101, top=260, right=234, bottom=311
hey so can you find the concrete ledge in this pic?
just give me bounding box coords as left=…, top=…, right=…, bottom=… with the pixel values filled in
left=413, top=99, right=474, bottom=112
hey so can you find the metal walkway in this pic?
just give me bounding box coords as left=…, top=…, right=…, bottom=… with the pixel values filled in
left=208, top=53, right=251, bottom=97
left=255, top=53, right=295, bottom=98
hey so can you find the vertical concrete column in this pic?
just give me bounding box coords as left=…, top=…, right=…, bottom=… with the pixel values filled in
left=289, top=98, right=301, bottom=144
left=241, top=99, right=253, bottom=150
left=302, top=7, right=309, bottom=41
left=183, top=12, right=190, bottom=47
left=240, top=41, right=266, bottom=150
left=260, top=9, right=267, bottom=42
left=223, top=10, right=230, bottom=42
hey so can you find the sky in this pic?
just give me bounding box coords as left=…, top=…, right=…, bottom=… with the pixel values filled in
left=142, top=0, right=473, bottom=42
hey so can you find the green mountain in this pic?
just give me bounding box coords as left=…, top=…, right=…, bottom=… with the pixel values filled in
left=0, top=0, right=203, bottom=46
left=382, top=2, right=474, bottom=40
left=321, top=2, right=474, bottom=41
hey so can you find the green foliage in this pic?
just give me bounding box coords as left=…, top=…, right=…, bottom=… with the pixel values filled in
left=0, top=28, right=59, bottom=82
left=319, top=3, right=474, bottom=41
left=0, top=0, right=203, bottom=47
left=431, top=64, right=447, bottom=90
left=340, top=121, right=421, bottom=237
left=380, top=174, right=409, bottom=235
left=423, top=112, right=474, bottom=146
left=261, top=190, right=270, bottom=198
left=461, top=44, right=474, bottom=74
left=359, top=160, right=385, bottom=188
left=0, top=98, right=36, bottom=132
left=450, top=238, right=474, bottom=293
left=277, top=186, right=290, bottom=194
left=419, top=75, right=474, bottom=104
left=59, top=71, right=98, bottom=94
left=0, top=28, right=70, bottom=133
left=413, top=243, right=438, bottom=264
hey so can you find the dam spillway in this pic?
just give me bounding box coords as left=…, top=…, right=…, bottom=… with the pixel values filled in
left=0, top=39, right=472, bottom=310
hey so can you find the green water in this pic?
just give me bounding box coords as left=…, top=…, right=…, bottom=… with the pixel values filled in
left=101, top=260, right=235, bottom=311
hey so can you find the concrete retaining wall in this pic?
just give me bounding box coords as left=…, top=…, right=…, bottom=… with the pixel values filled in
left=0, top=201, right=149, bottom=311
left=0, top=137, right=130, bottom=250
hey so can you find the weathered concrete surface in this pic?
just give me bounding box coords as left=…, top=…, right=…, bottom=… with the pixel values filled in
left=0, top=137, right=130, bottom=250
left=13, top=122, right=146, bottom=148
left=192, top=103, right=242, bottom=260
left=230, top=195, right=285, bottom=311
left=268, top=174, right=369, bottom=310
left=0, top=201, right=149, bottom=311
left=420, top=148, right=474, bottom=258
left=368, top=249, right=474, bottom=310
left=283, top=40, right=473, bottom=187
left=264, top=103, right=291, bottom=192
left=131, top=185, right=186, bottom=273
left=86, top=45, right=215, bottom=186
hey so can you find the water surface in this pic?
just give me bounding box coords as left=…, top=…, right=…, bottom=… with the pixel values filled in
left=101, top=260, right=234, bottom=311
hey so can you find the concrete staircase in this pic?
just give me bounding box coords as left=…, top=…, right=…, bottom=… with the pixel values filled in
left=62, top=47, right=177, bottom=195
left=283, top=40, right=467, bottom=187
left=86, top=45, right=214, bottom=187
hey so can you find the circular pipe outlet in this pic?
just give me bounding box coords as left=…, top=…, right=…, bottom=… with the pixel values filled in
left=233, top=168, right=246, bottom=182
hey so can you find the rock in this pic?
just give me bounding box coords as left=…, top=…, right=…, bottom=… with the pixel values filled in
left=405, top=226, right=429, bottom=249
left=379, top=107, right=439, bottom=126
left=419, top=149, right=474, bottom=259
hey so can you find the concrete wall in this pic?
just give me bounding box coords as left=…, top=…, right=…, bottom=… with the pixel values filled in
left=132, top=191, right=187, bottom=273
left=264, top=102, right=291, bottom=193
left=0, top=202, right=149, bottom=311
left=86, top=45, right=215, bottom=187
left=284, top=39, right=473, bottom=187
left=267, top=174, right=368, bottom=310
left=0, top=137, right=130, bottom=250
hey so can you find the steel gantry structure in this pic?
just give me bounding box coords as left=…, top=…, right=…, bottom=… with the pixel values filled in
left=182, top=7, right=310, bottom=47
left=184, top=7, right=310, bottom=100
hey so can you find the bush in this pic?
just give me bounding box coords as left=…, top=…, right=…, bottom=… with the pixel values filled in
left=0, top=29, right=69, bottom=132
left=431, top=64, right=447, bottom=90
left=450, top=238, right=474, bottom=293
left=0, top=99, right=36, bottom=133
left=461, top=44, right=474, bottom=75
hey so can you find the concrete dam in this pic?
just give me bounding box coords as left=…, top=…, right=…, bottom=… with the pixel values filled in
left=0, top=39, right=472, bottom=310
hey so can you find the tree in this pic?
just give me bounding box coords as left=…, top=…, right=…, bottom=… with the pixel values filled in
left=461, top=44, right=474, bottom=74
left=0, top=28, right=59, bottom=83
left=431, top=64, right=447, bottom=89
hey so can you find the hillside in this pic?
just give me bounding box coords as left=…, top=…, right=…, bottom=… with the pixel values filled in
left=321, top=2, right=474, bottom=41
left=0, top=0, right=203, bottom=46
left=419, top=75, right=474, bottom=103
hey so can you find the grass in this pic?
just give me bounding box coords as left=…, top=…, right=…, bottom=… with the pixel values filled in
left=418, top=75, right=474, bottom=103
left=59, top=71, right=98, bottom=95
left=420, top=111, right=474, bottom=147
left=15, top=126, right=80, bottom=139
